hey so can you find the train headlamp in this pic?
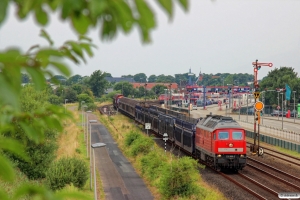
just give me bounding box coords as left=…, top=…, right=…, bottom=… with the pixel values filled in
left=229, top=143, right=233, bottom=147
left=217, top=154, right=221, bottom=157
left=240, top=155, right=245, bottom=157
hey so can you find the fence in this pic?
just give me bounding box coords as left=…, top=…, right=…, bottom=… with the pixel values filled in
left=246, top=130, right=300, bottom=153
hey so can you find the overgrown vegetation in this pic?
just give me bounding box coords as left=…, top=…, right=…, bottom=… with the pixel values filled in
left=46, top=157, right=89, bottom=191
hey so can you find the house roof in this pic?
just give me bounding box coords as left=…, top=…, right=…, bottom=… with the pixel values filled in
left=105, top=77, right=135, bottom=83
left=132, top=83, right=178, bottom=90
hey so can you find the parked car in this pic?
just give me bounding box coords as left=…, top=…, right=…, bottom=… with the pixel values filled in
left=271, top=110, right=285, bottom=116
left=289, top=110, right=298, bottom=118
left=247, top=108, right=254, bottom=115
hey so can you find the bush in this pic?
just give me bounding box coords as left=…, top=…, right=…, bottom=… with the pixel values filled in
left=129, top=137, right=154, bottom=157
left=46, top=157, right=88, bottom=191
left=140, top=151, right=167, bottom=181
left=159, top=157, right=201, bottom=199
left=124, top=131, right=141, bottom=147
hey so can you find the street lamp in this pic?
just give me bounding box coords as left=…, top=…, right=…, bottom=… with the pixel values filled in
left=81, top=101, right=85, bottom=127
left=91, top=143, right=106, bottom=200
left=64, top=99, right=68, bottom=113
left=86, top=111, right=92, bottom=158
left=293, top=91, right=296, bottom=123
left=82, top=105, right=88, bottom=141
left=89, top=119, right=97, bottom=190
left=280, top=93, right=284, bottom=129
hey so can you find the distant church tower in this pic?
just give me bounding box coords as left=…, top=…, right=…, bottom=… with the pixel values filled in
left=188, top=68, right=194, bottom=85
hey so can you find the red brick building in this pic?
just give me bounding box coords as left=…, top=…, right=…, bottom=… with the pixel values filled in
left=131, top=83, right=178, bottom=90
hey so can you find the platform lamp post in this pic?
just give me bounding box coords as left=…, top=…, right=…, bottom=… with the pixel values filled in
left=64, top=99, right=68, bottom=113
left=89, top=119, right=98, bottom=190
left=293, top=91, right=296, bottom=123
left=280, top=93, right=284, bottom=129
left=86, top=111, right=92, bottom=157
left=82, top=105, right=88, bottom=142
left=91, top=143, right=106, bottom=200
left=277, top=91, right=280, bottom=120
left=81, top=101, right=85, bottom=127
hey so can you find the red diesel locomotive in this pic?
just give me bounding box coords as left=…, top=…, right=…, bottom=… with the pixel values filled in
left=195, top=115, right=247, bottom=170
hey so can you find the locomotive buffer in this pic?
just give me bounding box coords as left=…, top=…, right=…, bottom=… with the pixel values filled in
left=250, top=60, right=272, bottom=156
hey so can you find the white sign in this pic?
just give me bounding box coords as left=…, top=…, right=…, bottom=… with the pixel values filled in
left=145, top=123, right=151, bottom=129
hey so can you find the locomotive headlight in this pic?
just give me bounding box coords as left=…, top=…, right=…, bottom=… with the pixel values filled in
left=217, top=154, right=221, bottom=157
left=229, top=143, right=233, bottom=147
left=240, top=154, right=244, bottom=157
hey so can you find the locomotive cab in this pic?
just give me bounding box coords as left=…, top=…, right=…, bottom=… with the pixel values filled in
left=214, top=129, right=247, bottom=170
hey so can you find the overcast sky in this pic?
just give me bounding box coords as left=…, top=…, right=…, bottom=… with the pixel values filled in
left=1, top=0, right=299, bottom=80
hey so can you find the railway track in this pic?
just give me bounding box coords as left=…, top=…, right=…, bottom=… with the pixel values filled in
left=98, top=104, right=116, bottom=116
left=246, top=142, right=300, bottom=167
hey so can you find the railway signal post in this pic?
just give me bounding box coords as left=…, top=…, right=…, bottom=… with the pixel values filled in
left=250, top=60, right=272, bottom=156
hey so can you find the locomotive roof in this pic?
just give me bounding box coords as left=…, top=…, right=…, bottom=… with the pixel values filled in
left=197, top=114, right=242, bottom=132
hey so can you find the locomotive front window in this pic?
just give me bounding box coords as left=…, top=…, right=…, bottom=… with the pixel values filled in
left=218, top=132, right=229, bottom=140
left=232, top=132, right=243, bottom=140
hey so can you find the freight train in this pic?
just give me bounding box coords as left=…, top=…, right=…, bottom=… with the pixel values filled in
left=113, top=94, right=247, bottom=170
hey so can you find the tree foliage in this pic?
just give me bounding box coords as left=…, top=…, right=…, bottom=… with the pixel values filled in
left=134, top=73, right=147, bottom=83
left=259, top=67, right=300, bottom=106
left=88, top=70, right=108, bottom=97
left=0, top=0, right=189, bottom=198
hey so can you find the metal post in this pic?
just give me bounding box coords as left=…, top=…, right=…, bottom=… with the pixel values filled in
left=93, top=148, right=97, bottom=200
left=262, top=92, right=264, bottom=124
left=277, top=92, right=280, bottom=120
left=86, top=116, right=88, bottom=158
left=246, top=93, right=248, bottom=122
left=293, top=91, right=296, bottom=123
left=89, top=121, right=92, bottom=190
left=239, top=95, right=240, bottom=120
left=64, top=99, right=68, bottom=113
left=281, top=93, right=283, bottom=129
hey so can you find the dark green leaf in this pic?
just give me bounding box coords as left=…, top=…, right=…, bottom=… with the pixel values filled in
left=0, top=0, right=8, bottom=24
left=134, top=0, right=156, bottom=29
left=71, top=13, right=90, bottom=35
left=109, top=0, right=134, bottom=32
left=79, top=35, right=92, bottom=42
left=156, top=0, right=173, bottom=17
left=101, top=17, right=117, bottom=40
left=35, top=7, right=48, bottom=26
left=178, top=0, right=189, bottom=11
left=25, top=67, right=46, bottom=91
left=65, top=41, right=85, bottom=62
left=0, top=78, right=18, bottom=108
left=19, top=122, right=40, bottom=143
left=14, top=184, right=55, bottom=200
left=89, top=0, right=108, bottom=19
left=49, top=0, right=60, bottom=11
left=49, top=61, right=71, bottom=77
left=20, top=0, right=35, bottom=18
left=39, top=29, right=54, bottom=46
left=0, top=155, right=15, bottom=182
left=61, top=0, right=73, bottom=19
left=0, top=138, right=29, bottom=161
left=60, top=47, right=80, bottom=64
left=80, top=43, right=94, bottom=57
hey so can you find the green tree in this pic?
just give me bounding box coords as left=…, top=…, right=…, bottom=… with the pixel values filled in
left=148, top=74, right=157, bottom=83
left=65, top=87, right=78, bottom=103
left=113, top=81, right=135, bottom=97
left=66, top=74, right=82, bottom=85
left=0, top=0, right=189, bottom=198
left=134, top=73, right=147, bottom=83
left=260, top=67, right=300, bottom=105
left=89, top=70, right=108, bottom=97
